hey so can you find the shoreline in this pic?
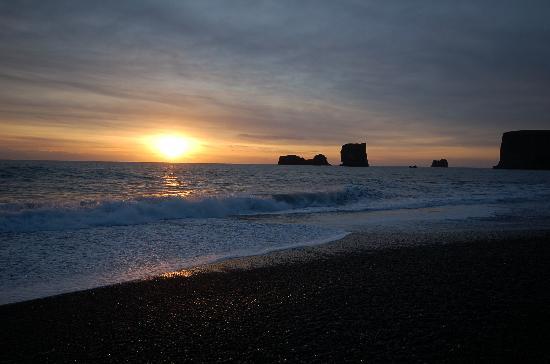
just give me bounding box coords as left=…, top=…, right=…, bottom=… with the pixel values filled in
left=2, top=228, right=550, bottom=362
left=1, top=226, right=541, bottom=307
left=158, top=227, right=550, bottom=278
left=2, top=228, right=549, bottom=306
left=0, top=230, right=352, bottom=307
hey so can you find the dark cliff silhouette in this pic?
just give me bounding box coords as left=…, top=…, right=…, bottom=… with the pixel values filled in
left=340, top=143, right=369, bottom=167
left=431, top=159, right=448, bottom=168
left=278, top=154, right=330, bottom=166
left=494, top=130, right=550, bottom=170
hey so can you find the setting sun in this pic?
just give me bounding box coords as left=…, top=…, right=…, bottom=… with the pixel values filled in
left=151, top=135, right=194, bottom=160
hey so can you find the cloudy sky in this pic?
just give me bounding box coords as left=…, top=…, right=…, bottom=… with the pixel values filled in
left=1, top=0, right=549, bottom=165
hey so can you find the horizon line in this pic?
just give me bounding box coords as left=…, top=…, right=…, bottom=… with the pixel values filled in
left=0, top=158, right=494, bottom=168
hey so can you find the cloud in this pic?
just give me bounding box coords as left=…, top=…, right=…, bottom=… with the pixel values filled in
left=0, top=0, right=549, bottom=164
left=238, top=134, right=305, bottom=141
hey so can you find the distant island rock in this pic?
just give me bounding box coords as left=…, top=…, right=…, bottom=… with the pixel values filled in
left=431, top=159, right=448, bottom=168
left=341, top=142, right=369, bottom=167
left=494, top=130, right=550, bottom=170
left=278, top=154, right=330, bottom=166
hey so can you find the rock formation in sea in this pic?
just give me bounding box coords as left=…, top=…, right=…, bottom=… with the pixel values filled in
left=311, top=154, right=330, bottom=165
left=340, top=143, right=369, bottom=167
left=431, top=159, right=448, bottom=168
left=494, top=130, right=550, bottom=170
left=278, top=154, right=330, bottom=165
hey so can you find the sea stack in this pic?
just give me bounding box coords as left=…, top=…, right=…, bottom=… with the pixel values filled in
left=340, top=142, right=369, bottom=167
left=278, top=154, right=330, bottom=166
left=494, top=130, right=550, bottom=170
left=431, top=159, right=448, bottom=168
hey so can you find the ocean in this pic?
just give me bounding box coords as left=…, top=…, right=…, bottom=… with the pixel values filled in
left=1, top=160, right=550, bottom=304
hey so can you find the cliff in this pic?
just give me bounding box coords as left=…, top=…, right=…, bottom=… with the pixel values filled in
left=278, top=154, right=330, bottom=166
left=431, top=159, right=448, bottom=168
left=340, top=143, right=369, bottom=167
left=494, top=130, right=550, bottom=170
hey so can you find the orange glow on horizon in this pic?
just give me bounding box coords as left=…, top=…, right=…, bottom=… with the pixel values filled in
left=0, top=122, right=501, bottom=167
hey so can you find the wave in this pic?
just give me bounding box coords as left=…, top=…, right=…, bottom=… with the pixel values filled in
left=0, top=186, right=378, bottom=232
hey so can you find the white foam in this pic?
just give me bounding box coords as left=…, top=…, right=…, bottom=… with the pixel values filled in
left=0, top=186, right=377, bottom=232
left=2, top=178, right=550, bottom=233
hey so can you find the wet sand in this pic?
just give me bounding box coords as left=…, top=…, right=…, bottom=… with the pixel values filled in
left=2, top=230, right=550, bottom=363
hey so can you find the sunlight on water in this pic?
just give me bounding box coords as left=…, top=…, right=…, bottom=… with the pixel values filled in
left=161, top=270, right=195, bottom=278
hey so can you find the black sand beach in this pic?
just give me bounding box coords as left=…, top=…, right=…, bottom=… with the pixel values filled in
left=2, top=230, right=550, bottom=363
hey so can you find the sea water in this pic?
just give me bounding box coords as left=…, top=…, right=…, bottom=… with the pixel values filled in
left=1, top=161, right=550, bottom=304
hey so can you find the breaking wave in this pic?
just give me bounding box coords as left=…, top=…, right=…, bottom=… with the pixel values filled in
left=0, top=186, right=378, bottom=232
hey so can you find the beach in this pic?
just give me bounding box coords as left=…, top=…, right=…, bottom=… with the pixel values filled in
left=3, top=0, right=550, bottom=361
left=2, top=229, right=550, bottom=363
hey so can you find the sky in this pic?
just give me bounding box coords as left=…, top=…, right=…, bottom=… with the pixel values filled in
left=1, top=0, right=549, bottom=166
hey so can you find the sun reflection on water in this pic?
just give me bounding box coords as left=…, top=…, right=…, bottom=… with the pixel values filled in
left=161, top=270, right=194, bottom=278
left=157, top=168, right=194, bottom=198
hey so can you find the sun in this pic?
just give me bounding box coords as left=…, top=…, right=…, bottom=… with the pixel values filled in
left=152, top=135, right=193, bottom=160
